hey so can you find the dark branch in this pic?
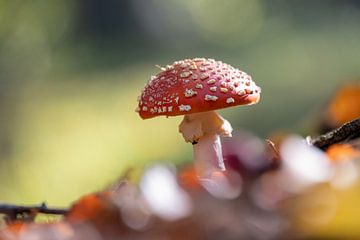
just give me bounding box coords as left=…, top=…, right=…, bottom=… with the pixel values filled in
left=308, top=117, right=360, bottom=150
left=0, top=202, right=68, bottom=221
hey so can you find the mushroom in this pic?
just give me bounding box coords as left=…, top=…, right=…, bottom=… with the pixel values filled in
left=137, top=58, right=261, bottom=182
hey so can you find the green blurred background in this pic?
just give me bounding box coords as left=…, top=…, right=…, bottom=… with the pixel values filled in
left=0, top=0, right=360, bottom=210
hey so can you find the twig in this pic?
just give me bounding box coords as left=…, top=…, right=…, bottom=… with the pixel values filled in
left=307, top=117, right=360, bottom=150
left=264, top=139, right=281, bottom=170
left=0, top=202, right=68, bottom=222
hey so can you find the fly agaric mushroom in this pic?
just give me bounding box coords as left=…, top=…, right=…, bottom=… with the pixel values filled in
left=136, top=58, right=261, bottom=181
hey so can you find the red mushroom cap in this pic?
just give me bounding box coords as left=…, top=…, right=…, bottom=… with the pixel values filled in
left=137, top=58, right=261, bottom=119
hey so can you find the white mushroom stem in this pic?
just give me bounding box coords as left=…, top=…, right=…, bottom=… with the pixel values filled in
left=193, top=134, right=225, bottom=178
left=179, top=111, right=233, bottom=179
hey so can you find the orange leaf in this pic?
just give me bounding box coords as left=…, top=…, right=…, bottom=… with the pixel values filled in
left=328, top=83, right=360, bottom=127
left=326, top=144, right=360, bottom=162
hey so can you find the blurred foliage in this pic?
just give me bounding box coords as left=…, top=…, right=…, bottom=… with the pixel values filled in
left=1, top=137, right=360, bottom=239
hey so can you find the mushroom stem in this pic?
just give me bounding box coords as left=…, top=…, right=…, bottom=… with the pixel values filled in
left=179, top=111, right=233, bottom=179
left=193, top=134, right=225, bottom=178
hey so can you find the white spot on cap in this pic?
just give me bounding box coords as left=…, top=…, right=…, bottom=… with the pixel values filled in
left=207, top=79, right=216, bottom=84
left=166, top=65, right=174, bottom=70
left=184, top=88, right=197, bottom=98
left=200, top=73, right=209, bottom=80
left=180, top=71, right=191, bottom=78
left=210, top=86, right=217, bottom=92
left=180, top=63, right=188, bottom=68
left=142, top=106, right=148, bottom=111
left=226, top=98, right=235, bottom=104
left=179, top=105, right=191, bottom=111
left=189, top=64, right=197, bottom=70
left=205, top=95, right=218, bottom=101
left=237, top=90, right=245, bottom=96
left=168, top=106, right=173, bottom=112
left=195, top=83, right=203, bottom=89
left=192, top=74, right=198, bottom=80
left=220, top=88, right=228, bottom=93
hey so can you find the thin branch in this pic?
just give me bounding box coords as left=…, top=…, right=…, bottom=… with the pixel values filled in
left=307, top=117, right=360, bottom=150
left=264, top=139, right=281, bottom=170
left=0, top=202, right=68, bottom=221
